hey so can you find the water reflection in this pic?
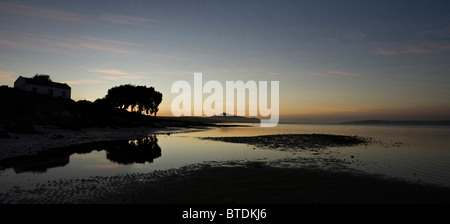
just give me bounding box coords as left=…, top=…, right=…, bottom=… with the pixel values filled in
left=106, top=136, right=161, bottom=165
left=0, top=135, right=161, bottom=174
left=13, top=154, right=69, bottom=174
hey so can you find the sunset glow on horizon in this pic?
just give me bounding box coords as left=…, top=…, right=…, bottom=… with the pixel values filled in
left=1, top=0, right=449, bottom=123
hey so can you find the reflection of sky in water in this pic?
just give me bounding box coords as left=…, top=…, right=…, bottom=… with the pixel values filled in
left=0, top=130, right=290, bottom=192
left=1, top=124, right=450, bottom=193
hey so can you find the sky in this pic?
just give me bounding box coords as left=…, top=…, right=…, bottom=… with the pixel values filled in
left=0, top=0, right=449, bottom=123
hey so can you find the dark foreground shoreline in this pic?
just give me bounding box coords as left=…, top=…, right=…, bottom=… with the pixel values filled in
left=2, top=160, right=450, bottom=204
left=103, top=165, right=450, bottom=204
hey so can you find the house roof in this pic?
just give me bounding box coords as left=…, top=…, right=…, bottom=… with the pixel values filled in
left=19, top=76, right=71, bottom=90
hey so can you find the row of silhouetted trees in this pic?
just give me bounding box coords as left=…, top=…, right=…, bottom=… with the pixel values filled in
left=30, top=74, right=163, bottom=116
left=104, top=84, right=162, bottom=116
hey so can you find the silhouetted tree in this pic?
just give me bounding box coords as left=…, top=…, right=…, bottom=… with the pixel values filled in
left=32, top=74, right=52, bottom=83
left=93, top=98, right=115, bottom=113
left=105, top=84, right=162, bottom=116
left=149, top=91, right=162, bottom=116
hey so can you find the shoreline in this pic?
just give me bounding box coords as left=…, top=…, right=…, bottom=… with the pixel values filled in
left=0, top=124, right=192, bottom=161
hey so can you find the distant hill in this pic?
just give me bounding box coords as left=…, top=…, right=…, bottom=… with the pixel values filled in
left=212, top=113, right=260, bottom=123
left=161, top=114, right=260, bottom=124
left=341, top=120, right=450, bottom=126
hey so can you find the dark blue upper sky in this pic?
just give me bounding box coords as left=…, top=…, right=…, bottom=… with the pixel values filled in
left=1, top=0, right=449, bottom=122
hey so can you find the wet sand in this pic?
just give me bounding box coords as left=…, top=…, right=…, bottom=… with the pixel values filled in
left=200, top=134, right=371, bottom=152
left=1, top=133, right=450, bottom=204
left=2, top=160, right=450, bottom=204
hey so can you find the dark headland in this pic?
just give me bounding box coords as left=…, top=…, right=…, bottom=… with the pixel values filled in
left=341, top=120, right=450, bottom=126
left=160, top=113, right=260, bottom=125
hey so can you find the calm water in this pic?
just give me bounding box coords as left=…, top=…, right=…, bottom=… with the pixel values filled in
left=1, top=123, right=450, bottom=192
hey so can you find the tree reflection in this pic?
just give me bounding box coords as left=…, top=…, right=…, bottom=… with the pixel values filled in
left=1, top=135, right=162, bottom=173
left=106, top=135, right=161, bottom=165
left=12, top=154, right=69, bottom=174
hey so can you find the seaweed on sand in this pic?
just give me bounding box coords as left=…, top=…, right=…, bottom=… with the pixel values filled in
left=201, top=134, right=370, bottom=151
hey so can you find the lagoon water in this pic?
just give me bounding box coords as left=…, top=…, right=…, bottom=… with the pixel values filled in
left=1, top=123, right=450, bottom=193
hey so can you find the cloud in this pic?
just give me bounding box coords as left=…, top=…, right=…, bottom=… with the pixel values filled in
left=0, top=30, right=134, bottom=56
left=222, top=68, right=265, bottom=73
left=88, top=69, right=130, bottom=75
left=146, top=52, right=188, bottom=61
left=79, top=43, right=131, bottom=55
left=0, top=39, right=26, bottom=48
left=0, top=2, right=85, bottom=22
left=310, top=70, right=361, bottom=77
left=375, top=42, right=450, bottom=55
left=88, top=69, right=145, bottom=81
left=0, top=3, right=185, bottom=60
left=80, top=36, right=141, bottom=47
left=402, top=42, right=450, bottom=54
left=101, top=75, right=144, bottom=81
left=414, top=25, right=450, bottom=42
left=0, top=30, right=187, bottom=59
left=100, top=76, right=126, bottom=81
left=65, top=79, right=107, bottom=85
left=101, top=14, right=165, bottom=26
left=374, top=48, right=397, bottom=55
left=342, top=32, right=367, bottom=41
left=144, top=71, right=194, bottom=76
left=0, top=2, right=167, bottom=28
left=0, top=29, right=185, bottom=59
left=326, top=70, right=361, bottom=77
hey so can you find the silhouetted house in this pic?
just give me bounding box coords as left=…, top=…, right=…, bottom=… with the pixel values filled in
left=14, top=76, right=71, bottom=99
